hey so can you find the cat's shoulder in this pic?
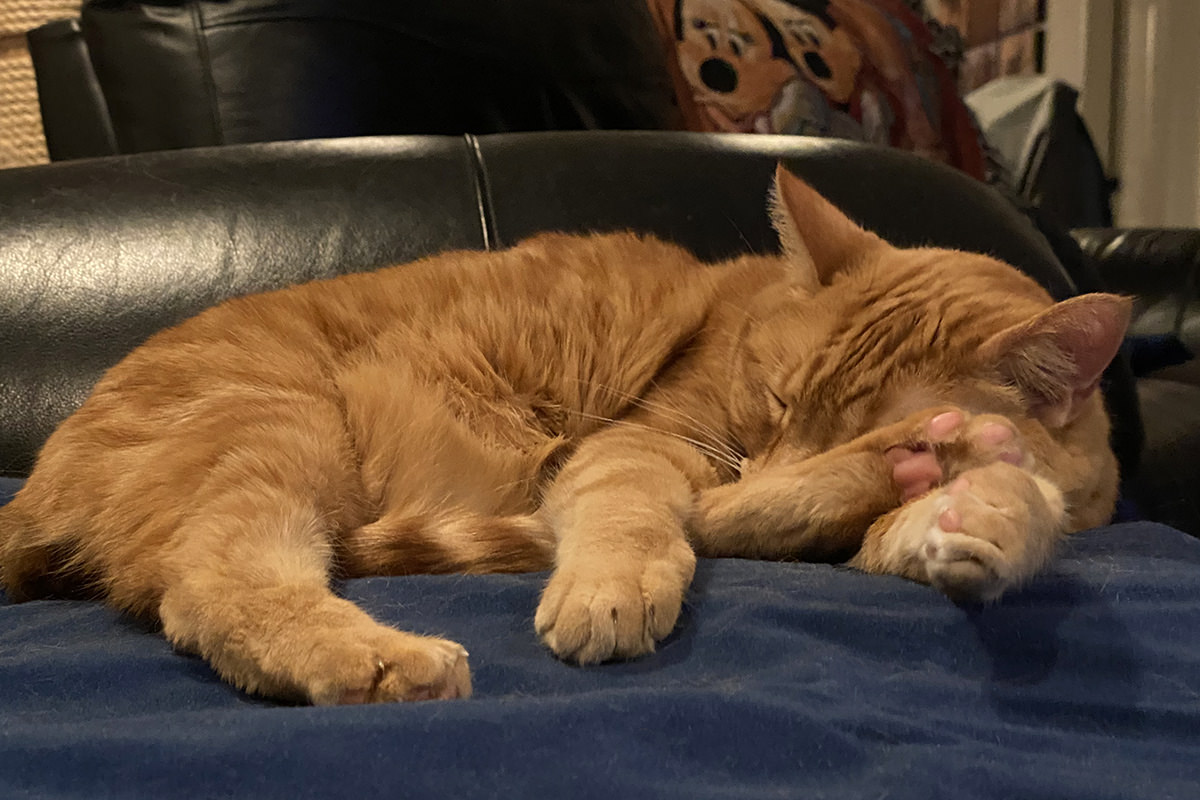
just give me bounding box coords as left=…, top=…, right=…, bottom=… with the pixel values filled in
left=512, top=230, right=691, bottom=261
left=509, top=230, right=712, bottom=285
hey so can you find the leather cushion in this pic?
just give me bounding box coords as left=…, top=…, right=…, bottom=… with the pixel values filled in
left=0, top=136, right=485, bottom=475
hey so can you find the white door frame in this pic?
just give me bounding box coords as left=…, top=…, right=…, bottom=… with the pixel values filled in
left=1043, top=0, right=1117, bottom=166
left=1047, top=0, right=1200, bottom=226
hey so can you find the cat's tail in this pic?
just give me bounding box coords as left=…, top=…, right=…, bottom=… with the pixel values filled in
left=339, top=511, right=556, bottom=577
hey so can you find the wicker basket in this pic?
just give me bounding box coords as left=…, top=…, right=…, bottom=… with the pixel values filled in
left=0, top=1, right=82, bottom=169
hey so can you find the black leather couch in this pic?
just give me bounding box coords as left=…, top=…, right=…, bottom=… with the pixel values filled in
left=1075, top=228, right=1200, bottom=531
left=1, top=130, right=1198, bottom=535
left=28, top=0, right=678, bottom=161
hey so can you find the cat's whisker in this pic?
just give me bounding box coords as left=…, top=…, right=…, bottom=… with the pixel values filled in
left=641, top=381, right=745, bottom=460
left=569, top=377, right=740, bottom=458
left=723, top=213, right=754, bottom=254
left=568, top=409, right=743, bottom=475
left=718, top=300, right=760, bottom=327
left=490, top=477, right=535, bottom=494
left=602, top=384, right=741, bottom=462
left=569, top=378, right=744, bottom=466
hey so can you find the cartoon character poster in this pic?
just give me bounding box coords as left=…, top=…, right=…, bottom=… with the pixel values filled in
left=645, top=0, right=986, bottom=179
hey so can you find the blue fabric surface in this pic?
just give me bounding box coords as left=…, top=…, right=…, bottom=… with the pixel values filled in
left=2, top=475, right=1199, bottom=798
left=0, top=477, right=19, bottom=506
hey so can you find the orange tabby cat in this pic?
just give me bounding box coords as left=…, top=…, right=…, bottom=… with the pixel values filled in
left=0, top=167, right=1128, bottom=705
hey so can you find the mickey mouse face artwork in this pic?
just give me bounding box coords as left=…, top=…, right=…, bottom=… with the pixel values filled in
left=652, top=0, right=987, bottom=179
left=756, top=0, right=862, bottom=104
left=673, top=0, right=796, bottom=131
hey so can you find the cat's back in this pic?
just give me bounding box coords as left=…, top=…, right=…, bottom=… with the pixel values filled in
left=75, top=231, right=701, bottom=393
left=32, top=230, right=721, bottom=483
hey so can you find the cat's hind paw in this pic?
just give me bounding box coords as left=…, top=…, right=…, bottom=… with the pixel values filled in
left=323, top=634, right=472, bottom=705
left=912, top=463, right=1064, bottom=603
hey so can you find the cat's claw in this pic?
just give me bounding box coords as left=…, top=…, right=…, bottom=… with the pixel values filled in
left=311, top=632, right=471, bottom=705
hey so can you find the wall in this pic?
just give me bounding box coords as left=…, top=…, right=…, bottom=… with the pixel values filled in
left=1045, top=0, right=1200, bottom=227
left=0, top=1, right=80, bottom=169
left=1110, top=0, right=1200, bottom=226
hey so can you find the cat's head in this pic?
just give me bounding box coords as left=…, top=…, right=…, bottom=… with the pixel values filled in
left=725, top=166, right=1129, bottom=522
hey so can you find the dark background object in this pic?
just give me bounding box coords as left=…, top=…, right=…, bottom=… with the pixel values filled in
left=27, top=0, right=679, bottom=159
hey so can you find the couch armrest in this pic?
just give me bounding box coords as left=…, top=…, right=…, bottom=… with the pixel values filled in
left=1072, top=228, right=1200, bottom=356
left=1073, top=228, right=1200, bottom=294
left=1074, top=228, right=1200, bottom=533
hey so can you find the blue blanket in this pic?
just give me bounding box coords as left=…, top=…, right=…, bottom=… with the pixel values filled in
left=3, top=475, right=1199, bottom=798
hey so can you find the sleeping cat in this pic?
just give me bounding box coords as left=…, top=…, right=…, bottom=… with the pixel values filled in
left=0, top=166, right=1128, bottom=705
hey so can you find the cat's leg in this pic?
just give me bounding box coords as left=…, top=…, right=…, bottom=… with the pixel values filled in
left=161, top=555, right=471, bottom=704
left=156, top=400, right=471, bottom=705
left=160, top=541, right=471, bottom=704
left=534, top=426, right=715, bottom=664
left=689, top=407, right=970, bottom=561
left=850, top=413, right=1067, bottom=602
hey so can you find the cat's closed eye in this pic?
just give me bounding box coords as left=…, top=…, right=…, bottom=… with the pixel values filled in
left=765, top=387, right=789, bottom=423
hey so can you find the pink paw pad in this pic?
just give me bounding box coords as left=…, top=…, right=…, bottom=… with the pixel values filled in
left=938, top=507, right=963, bottom=533
left=928, top=411, right=965, bottom=440
left=979, top=422, right=1013, bottom=445
left=887, top=445, right=943, bottom=502
left=976, top=421, right=1023, bottom=465
left=937, top=479, right=969, bottom=533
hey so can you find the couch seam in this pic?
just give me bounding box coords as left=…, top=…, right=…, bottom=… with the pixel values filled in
left=189, top=1, right=223, bottom=145
left=464, top=133, right=496, bottom=251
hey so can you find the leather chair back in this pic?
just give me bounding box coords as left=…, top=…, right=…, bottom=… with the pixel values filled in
left=31, top=0, right=679, bottom=160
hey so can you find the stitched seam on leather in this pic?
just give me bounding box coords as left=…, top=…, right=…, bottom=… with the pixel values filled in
left=465, top=134, right=496, bottom=252
left=189, top=2, right=224, bottom=145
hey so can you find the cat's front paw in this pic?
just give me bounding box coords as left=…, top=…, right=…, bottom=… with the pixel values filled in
left=535, top=541, right=695, bottom=664
left=908, top=462, right=1064, bottom=603
left=886, top=410, right=1027, bottom=501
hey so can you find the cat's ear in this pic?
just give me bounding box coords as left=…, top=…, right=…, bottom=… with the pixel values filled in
left=980, top=293, right=1131, bottom=428
left=769, top=163, right=889, bottom=291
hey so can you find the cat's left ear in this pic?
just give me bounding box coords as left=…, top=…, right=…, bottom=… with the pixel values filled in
left=980, top=293, right=1131, bottom=428
left=769, top=163, right=890, bottom=291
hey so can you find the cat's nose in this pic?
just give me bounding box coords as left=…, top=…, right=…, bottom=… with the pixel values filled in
left=700, top=58, right=738, bottom=93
